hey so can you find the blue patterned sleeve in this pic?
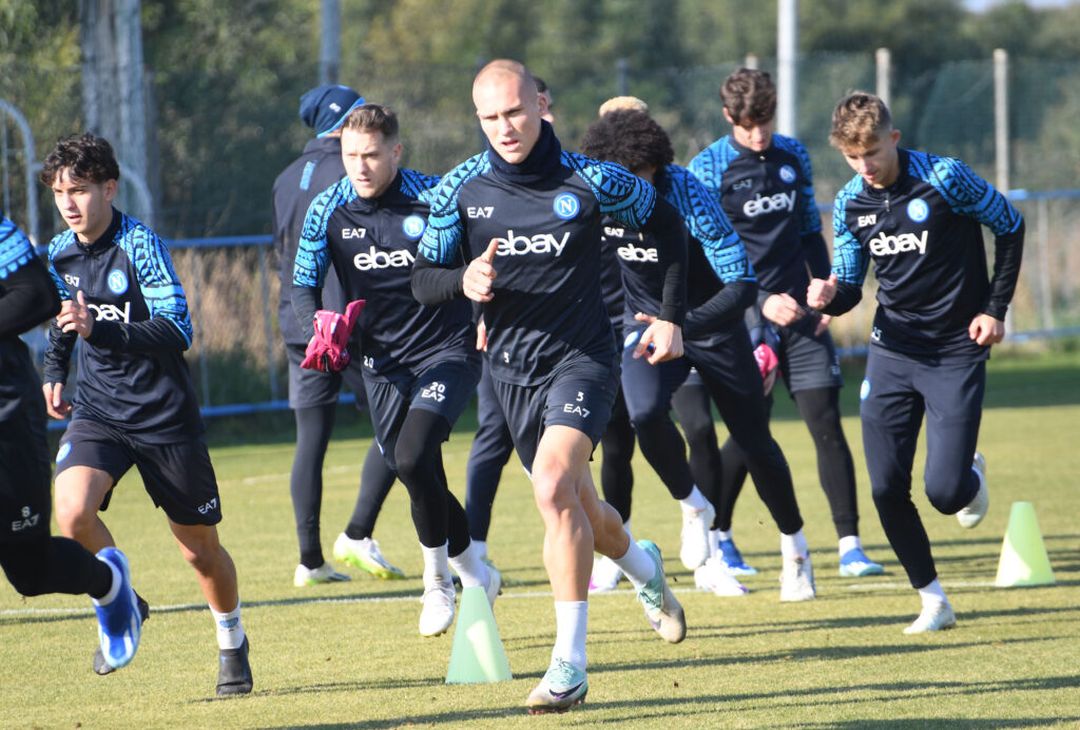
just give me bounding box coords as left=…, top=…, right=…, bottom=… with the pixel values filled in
left=563, top=152, right=655, bottom=228
left=687, top=145, right=724, bottom=202
left=126, top=223, right=194, bottom=347
left=665, top=166, right=754, bottom=285
left=294, top=177, right=353, bottom=288
left=929, top=156, right=1022, bottom=235
left=831, top=184, right=869, bottom=287
left=417, top=154, right=489, bottom=265
left=0, top=215, right=35, bottom=280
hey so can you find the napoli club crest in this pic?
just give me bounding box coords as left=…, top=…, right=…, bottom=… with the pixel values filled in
left=107, top=269, right=129, bottom=295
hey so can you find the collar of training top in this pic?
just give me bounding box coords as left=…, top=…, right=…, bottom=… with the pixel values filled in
left=486, top=120, right=563, bottom=185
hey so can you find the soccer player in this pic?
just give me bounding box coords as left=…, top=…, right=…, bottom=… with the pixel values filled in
left=273, top=83, right=403, bottom=586
left=807, top=91, right=1023, bottom=633
left=689, top=68, right=883, bottom=579
left=293, top=104, right=498, bottom=637
left=412, top=60, right=686, bottom=714
left=40, top=133, right=252, bottom=695
left=463, top=72, right=551, bottom=570
left=0, top=213, right=141, bottom=671
left=581, top=109, right=814, bottom=602
left=587, top=95, right=741, bottom=596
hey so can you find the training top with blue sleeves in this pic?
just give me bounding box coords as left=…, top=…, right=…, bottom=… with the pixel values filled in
left=273, top=136, right=354, bottom=347
left=689, top=133, right=829, bottom=302
left=1, top=215, right=61, bottom=425
left=825, top=148, right=1024, bottom=360
left=43, top=209, right=202, bottom=441
left=411, top=121, right=687, bottom=387
left=603, top=164, right=756, bottom=342
left=291, top=169, right=471, bottom=382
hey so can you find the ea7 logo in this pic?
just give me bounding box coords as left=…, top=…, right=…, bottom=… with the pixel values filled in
left=868, top=230, right=928, bottom=256
left=353, top=246, right=416, bottom=270
left=63, top=273, right=80, bottom=287
left=467, top=206, right=494, bottom=218
left=858, top=214, right=877, bottom=227
left=421, top=381, right=447, bottom=403
left=743, top=191, right=795, bottom=217
left=342, top=228, right=368, bottom=239
left=11, top=505, right=39, bottom=533
left=604, top=226, right=625, bottom=238
left=88, top=301, right=131, bottom=323
left=493, top=230, right=569, bottom=257
left=198, top=498, right=218, bottom=515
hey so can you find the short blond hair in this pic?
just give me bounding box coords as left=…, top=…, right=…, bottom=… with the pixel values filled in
left=830, top=92, right=892, bottom=149
left=598, top=96, right=649, bottom=117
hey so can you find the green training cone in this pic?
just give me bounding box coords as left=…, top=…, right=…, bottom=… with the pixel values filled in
left=445, top=586, right=512, bottom=684
left=995, top=501, right=1055, bottom=587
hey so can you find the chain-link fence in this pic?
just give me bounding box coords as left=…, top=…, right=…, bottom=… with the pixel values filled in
left=5, top=51, right=1079, bottom=414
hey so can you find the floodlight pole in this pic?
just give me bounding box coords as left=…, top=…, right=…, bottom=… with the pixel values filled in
left=320, top=0, right=341, bottom=85
left=776, top=0, right=798, bottom=137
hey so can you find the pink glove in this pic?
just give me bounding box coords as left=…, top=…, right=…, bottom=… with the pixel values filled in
left=753, top=342, right=780, bottom=396
left=300, top=299, right=366, bottom=373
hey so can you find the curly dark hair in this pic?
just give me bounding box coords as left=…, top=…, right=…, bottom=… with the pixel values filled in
left=579, top=110, right=673, bottom=174
left=721, top=68, right=776, bottom=125
left=40, top=133, right=120, bottom=187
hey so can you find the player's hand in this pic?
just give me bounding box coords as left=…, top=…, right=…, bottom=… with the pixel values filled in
left=475, top=317, right=488, bottom=352
left=762, top=293, right=805, bottom=326
left=635, top=315, right=683, bottom=364
left=806, top=274, right=838, bottom=310
left=814, top=313, right=832, bottom=337
left=56, top=290, right=95, bottom=339
left=463, top=239, right=499, bottom=303
left=42, top=382, right=71, bottom=419
left=969, top=313, right=1005, bottom=347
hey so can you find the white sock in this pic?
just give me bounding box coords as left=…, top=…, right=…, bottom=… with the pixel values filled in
left=211, top=602, right=246, bottom=650
left=780, top=529, right=808, bottom=561
left=472, top=540, right=488, bottom=562
left=838, top=535, right=861, bottom=557
left=679, top=485, right=710, bottom=512
left=622, top=519, right=633, bottom=539
left=716, top=529, right=733, bottom=543
left=612, top=540, right=656, bottom=590
left=449, top=542, right=488, bottom=589
left=92, top=559, right=121, bottom=607
left=552, top=601, right=588, bottom=671
left=708, top=529, right=721, bottom=558
left=917, top=579, right=949, bottom=609
left=421, top=542, right=451, bottom=585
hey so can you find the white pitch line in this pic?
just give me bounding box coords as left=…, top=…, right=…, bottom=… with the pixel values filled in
left=0, top=580, right=999, bottom=619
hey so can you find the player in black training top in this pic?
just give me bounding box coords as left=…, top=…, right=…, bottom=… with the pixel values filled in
left=40, top=134, right=252, bottom=695
left=411, top=60, right=686, bottom=714
left=462, top=74, right=557, bottom=569
left=808, top=92, right=1024, bottom=634
left=293, top=104, right=498, bottom=638
left=0, top=213, right=142, bottom=672
left=582, top=97, right=738, bottom=597
left=581, top=109, right=815, bottom=604
left=689, top=68, right=883, bottom=580
left=273, top=84, right=403, bottom=587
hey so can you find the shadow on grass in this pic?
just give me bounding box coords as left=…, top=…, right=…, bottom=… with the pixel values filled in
left=248, top=673, right=1080, bottom=727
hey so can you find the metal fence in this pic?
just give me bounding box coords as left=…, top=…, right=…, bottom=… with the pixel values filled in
left=26, top=186, right=1077, bottom=424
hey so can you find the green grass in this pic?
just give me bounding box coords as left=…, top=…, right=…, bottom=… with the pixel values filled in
left=4, top=347, right=1080, bottom=728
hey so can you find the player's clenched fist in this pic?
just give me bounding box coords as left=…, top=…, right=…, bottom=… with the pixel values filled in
left=806, top=273, right=838, bottom=311
left=463, top=238, right=499, bottom=302
left=56, top=289, right=95, bottom=338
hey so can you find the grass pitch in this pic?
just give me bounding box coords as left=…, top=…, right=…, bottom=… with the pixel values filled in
left=2, top=347, right=1079, bottom=728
